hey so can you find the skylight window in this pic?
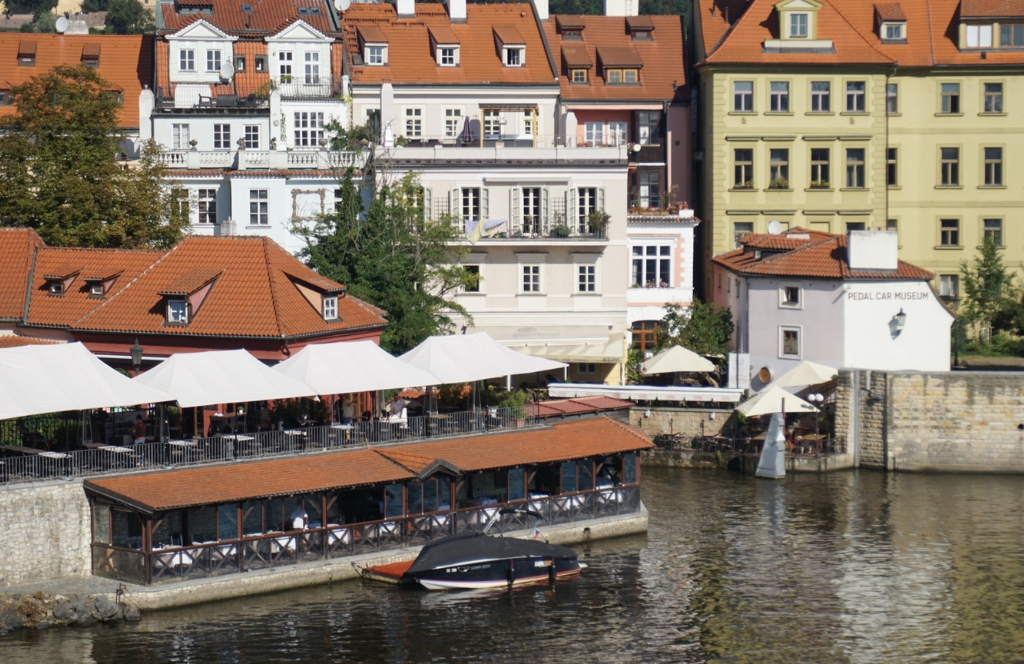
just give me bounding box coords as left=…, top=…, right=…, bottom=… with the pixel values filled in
left=241, top=3, right=253, bottom=11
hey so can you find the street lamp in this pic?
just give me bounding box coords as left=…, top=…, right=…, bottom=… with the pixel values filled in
left=808, top=392, right=824, bottom=436
left=130, top=339, right=143, bottom=376
left=895, top=308, right=907, bottom=333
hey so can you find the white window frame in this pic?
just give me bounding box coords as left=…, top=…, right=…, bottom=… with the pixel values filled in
left=279, top=51, right=293, bottom=80
left=197, top=189, right=217, bottom=224
left=243, top=124, right=260, bottom=150
left=504, top=46, right=524, bottom=67
left=167, top=300, right=189, bottom=324
left=779, top=326, right=802, bottom=359
left=249, top=189, right=268, bottom=226
left=883, top=23, right=904, bottom=40
left=789, top=12, right=808, bottom=38
left=779, top=283, right=803, bottom=309
left=444, top=107, right=463, bottom=139
left=179, top=49, right=195, bottom=72
left=213, top=124, right=231, bottom=149
left=638, top=171, right=660, bottom=208
left=293, top=112, right=324, bottom=147
left=438, top=46, right=457, bottom=67
left=404, top=107, right=423, bottom=138
left=323, top=295, right=338, bottom=320
left=172, top=123, right=190, bottom=150
left=574, top=254, right=600, bottom=294
left=630, top=243, right=673, bottom=289
left=366, top=45, right=385, bottom=66
left=304, top=52, right=320, bottom=84
left=206, top=49, right=222, bottom=73
left=521, top=265, right=542, bottom=293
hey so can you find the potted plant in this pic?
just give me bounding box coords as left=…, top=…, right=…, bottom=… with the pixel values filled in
left=768, top=177, right=789, bottom=189
left=809, top=181, right=830, bottom=189
left=551, top=224, right=571, bottom=238
left=587, top=209, right=610, bottom=235
left=735, top=181, right=754, bottom=190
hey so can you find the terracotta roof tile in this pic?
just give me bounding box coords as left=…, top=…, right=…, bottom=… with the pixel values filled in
left=493, top=25, right=526, bottom=45
left=357, top=25, right=388, bottom=44
left=626, top=16, right=656, bottom=30
left=85, top=417, right=652, bottom=512
left=961, top=0, right=1024, bottom=17
left=373, top=448, right=451, bottom=475
left=874, top=3, right=908, bottom=20
left=0, top=34, right=153, bottom=128
left=694, top=0, right=755, bottom=57
left=428, top=25, right=459, bottom=45
left=713, top=232, right=934, bottom=280
left=545, top=14, right=685, bottom=101
left=739, top=227, right=834, bottom=250
left=0, top=336, right=59, bottom=348
left=344, top=3, right=556, bottom=86
left=0, top=229, right=43, bottom=321
left=556, top=15, right=587, bottom=29
left=526, top=396, right=633, bottom=418
left=156, top=40, right=274, bottom=100
left=160, top=0, right=339, bottom=36
left=705, top=0, right=894, bottom=65
left=71, top=235, right=386, bottom=339
left=158, top=267, right=223, bottom=295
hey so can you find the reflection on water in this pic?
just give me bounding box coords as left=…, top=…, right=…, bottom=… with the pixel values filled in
left=3, top=469, right=1024, bottom=663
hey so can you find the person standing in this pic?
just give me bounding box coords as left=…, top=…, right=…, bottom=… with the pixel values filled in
left=132, top=415, right=147, bottom=445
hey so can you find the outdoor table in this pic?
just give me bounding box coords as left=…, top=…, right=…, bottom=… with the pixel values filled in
left=330, top=424, right=354, bottom=446
left=154, top=547, right=193, bottom=568
left=167, top=439, right=201, bottom=463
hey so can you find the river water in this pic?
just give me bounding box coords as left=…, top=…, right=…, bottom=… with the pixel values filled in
left=3, top=467, right=1024, bottom=663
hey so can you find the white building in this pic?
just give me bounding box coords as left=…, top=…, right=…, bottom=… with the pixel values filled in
left=712, top=229, right=954, bottom=387
left=144, top=0, right=358, bottom=253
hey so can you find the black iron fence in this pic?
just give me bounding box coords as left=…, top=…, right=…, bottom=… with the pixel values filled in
left=0, top=409, right=537, bottom=486
left=0, top=412, right=83, bottom=449
left=93, top=486, right=642, bottom=586
left=653, top=433, right=845, bottom=457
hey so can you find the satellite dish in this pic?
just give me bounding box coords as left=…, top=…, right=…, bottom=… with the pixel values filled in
left=758, top=366, right=774, bottom=384
left=219, top=60, right=235, bottom=80
left=55, top=16, right=68, bottom=33
left=767, top=220, right=783, bottom=235
left=335, top=0, right=351, bottom=10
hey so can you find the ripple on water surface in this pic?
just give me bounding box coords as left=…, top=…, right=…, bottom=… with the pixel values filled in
left=2, top=468, right=1024, bottom=664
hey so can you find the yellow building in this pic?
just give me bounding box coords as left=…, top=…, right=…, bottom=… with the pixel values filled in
left=693, top=0, right=1024, bottom=302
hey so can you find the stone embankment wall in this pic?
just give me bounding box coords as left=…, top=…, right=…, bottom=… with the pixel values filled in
left=0, top=481, right=92, bottom=587
left=836, top=369, right=1024, bottom=472
left=628, top=407, right=732, bottom=440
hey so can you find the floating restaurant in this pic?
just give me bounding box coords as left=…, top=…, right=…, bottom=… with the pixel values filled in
left=84, top=416, right=652, bottom=586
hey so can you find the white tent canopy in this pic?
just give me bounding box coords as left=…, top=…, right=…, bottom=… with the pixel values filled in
left=736, top=386, right=818, bottom=417
left=273, top=340, right=441, bottom=394
left=641, top=345, right=715, bottom=374
left=768, top=360, right=838, bottom=390
left=399, top=332, right=567, bottom=384
left=133, top=349, right=317, bottom=408
left=0, top=342, right=174, bottom=420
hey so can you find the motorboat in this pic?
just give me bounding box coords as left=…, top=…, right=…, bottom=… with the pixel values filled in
left=362, top=508, right=584, bottom=591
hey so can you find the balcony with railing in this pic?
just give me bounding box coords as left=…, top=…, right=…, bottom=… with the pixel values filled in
left=154, top=88, right=270, bottom=114
left=271, top=77, right=343, bottom=100
left=157, top=148, right=367, bottom=171
left=383, top=134, right=629, bottom=166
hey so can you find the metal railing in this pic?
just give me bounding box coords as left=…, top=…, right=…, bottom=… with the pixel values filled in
left=158, top=149, right=367, bottom=171
left=93, top=486, right=641, bottom=585
left=0, top=409, right=539, bottom=486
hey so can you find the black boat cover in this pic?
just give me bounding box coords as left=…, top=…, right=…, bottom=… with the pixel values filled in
left=404, top=533, right=578, bottom=576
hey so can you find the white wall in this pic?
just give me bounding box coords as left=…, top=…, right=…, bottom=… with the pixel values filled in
left=154, top=116, right=272, bottom=152
left=842, top=281, right=953, bottom=372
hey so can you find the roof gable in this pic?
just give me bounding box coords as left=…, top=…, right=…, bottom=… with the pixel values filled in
left=166, top=18, right=238, bottom=41
left=267, top=18, right=330, bottom=42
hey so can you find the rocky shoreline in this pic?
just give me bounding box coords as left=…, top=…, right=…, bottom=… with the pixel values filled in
left=0, top=592, right=140, bottom=635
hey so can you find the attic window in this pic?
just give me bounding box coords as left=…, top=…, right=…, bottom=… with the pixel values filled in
left=323, top=295, right=338, bottom=321
left=82, top=44, right=101, bottom=68
left=166, top=300, right=189, bottom=325
left=297, top=6, right=321, bottom=15
left=632, top=30, right=652, bottom=41
left=438, top=46, right=459, bottom=66
left=606, top=68, right=638, bottom=83
left=626, top=17, right=655, bottom=41
left=571, top=69, right=588, bottom=83
left=504, top=46, right=523, bottom=67
left=563, top=29, right=582, bottom=40
left=17, top=41, right=35, bottom=66
left=881, top=22, right=905, bottom=41
left=241, top=3, right=253, bottom=11
left=255, top=55, right=266, bottom=72
left=48, top=281, right=64, bottom=295
left=88, top=282, right=104, bottom=298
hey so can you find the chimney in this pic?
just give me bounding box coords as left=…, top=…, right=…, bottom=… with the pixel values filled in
left=446, top=0, right=466, bottom=22
left=847, top=230, right=898, bottom=271
left=394, top=0, right=414, bottom=19
left=603, top=0, right=637, bottom=17
left=531, top=0, right=548, bottom=21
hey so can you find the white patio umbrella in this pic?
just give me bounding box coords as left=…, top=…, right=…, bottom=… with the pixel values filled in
left=273, top=340, right=441, bottom=394
left=399, top=332, right=566, bottom=384
left=768, top=360, right=838, bottom=389
left=133, top=348, right=318, bottom=408
left=736, top=386, right=818, bottom=417
left=641, top=345, right=715, bottom=375
left=0, top=342, right=174, bottom=419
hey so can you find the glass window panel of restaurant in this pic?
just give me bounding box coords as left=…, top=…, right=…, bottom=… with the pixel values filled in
left=624, top=453, right=638, bottom=484
left=187, top=506, right=216, bottom=544
left=153, top=511, right=185, bottom=549
left=303, top=494, right=324, bottom=527
left=508, top=468, right=526, bottom=501
left=578, top=460, right=594, bottom=490
left=242, top=501, right=262, bottom=537
left=218, top=504, right=239, bottom=541
left=261, top=498, right=284, bottom=532
left=597, top=456, right=622, bottom=487
left=93, top=504, right=110, bottom=544
left=561, top=461, right=578, bottom=493
left=112, top=509, right=143, bottom=549
left=530, top=464, right=561, bottom=496
left=408, top=478, right=450, bottom=515
left=282, top=495, right=306, bottom=529
left=385, top=483, right=404, bottom=518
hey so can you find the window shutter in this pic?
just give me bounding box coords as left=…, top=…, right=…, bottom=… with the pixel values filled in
left=566, top=188, right=577, bottom=228
left=423, top=188, right=432, bottom=221
left=481, top=188, right=489, bottom=221
left=450, top=187, right=461, bottom=221
left=510, top=188, right=521, bottom=231
left=541, top=188, right=549, bottom=233
left=598, top=188, right=606, bottom=211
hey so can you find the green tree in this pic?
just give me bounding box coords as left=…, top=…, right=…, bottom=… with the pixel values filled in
left=0, top=65, right=189, bottom=249
left=104, top=0, right=154, bottom=34
left=297, top=168, right=478, bottom=355
left=658, top=300, right=734, bottom=358
left=5, top=0, right=59, bottom=19
left=960, top=236, right=1017, bottom=338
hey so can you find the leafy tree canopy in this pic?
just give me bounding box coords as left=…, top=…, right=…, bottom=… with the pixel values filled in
left=960, top=237, right=1017, bottom=335
left=0, top=65, right=189, bottom=248
left=658, top=300, right=735, bottom=359
left=104, top=0, right=154, bottom=34
left=297, top=168, right=478, bottom=355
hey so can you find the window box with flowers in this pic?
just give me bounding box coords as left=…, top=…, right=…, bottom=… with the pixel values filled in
left=768, top=178, right=790, bottom=190
left=733, top=181, right=754, bottom=190
left=808, top=181, right=830, bottom=189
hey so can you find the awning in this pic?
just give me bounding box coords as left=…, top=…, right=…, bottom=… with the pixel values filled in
left=399, top=332, right=567, bottom=384
left=0, top=342, right=174, bottom=420
left=641, top=345, right=715, bottom=374
left=766, top=361, right=838, bottom=390
left=504, top=333, right=626, bottom=364
left=273, top=340, right=441, bottom=394
left=736, top=386, right=818, bottom=417
left=133, top=349, right=317, bottom=408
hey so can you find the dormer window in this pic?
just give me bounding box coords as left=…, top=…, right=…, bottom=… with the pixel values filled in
left=18, top=41, right=35, bottom=67
left=505, top=47, right=523, bottom=67
left=495, top=26, right=526, bottom=68
left=429, top=26, right=460, bottom=67
left=965, top=24, right=994, bottom=48
left=358, top=26, right=389, bottom=67
left=1002, top=24, right=1024, bottom=47
left=323, top=295, right=338, bottom=321
left=88, top=283, right=104, bottom=298
left=627, top=16, right=654, bottom=41
left=48, top=281, right=64, bottom=295
left=767, top=0, right=829, bottom=51
left=81, top=44, right=100, bottom=68
left=883, top=23, right=904, bottom=40
left=571, top=69, right=588, bottom=83
left=563, top=29, right=581, bottom=40
left=167, top=300, right=189, bottom=324
left=789, top=13, right=808, bottom=38
left=557, top=16, right=585, bottom=39
left=367, top=45, right=385, bottom=65
left=439, top=47, right=456, bottom=66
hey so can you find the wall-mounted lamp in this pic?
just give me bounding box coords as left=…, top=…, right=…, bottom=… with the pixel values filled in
left=889, top=308, right=908, bottom=339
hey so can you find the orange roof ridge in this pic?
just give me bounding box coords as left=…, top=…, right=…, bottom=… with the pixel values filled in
left=599, top=415, right=653, bottom=446
left=828, top=0, right=895, bottom=63
left=261, top=236, right=287, bottom=339
left=72, top=243, right=177, bottom=328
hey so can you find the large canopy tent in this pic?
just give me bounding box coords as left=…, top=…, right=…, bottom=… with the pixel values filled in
left=736, top=386, right=818, bottom=417
left=273, top=340, right=441, bottom=395
left=399, top=332, right=567, bottom=385
left=0, top=342, right=174, bottom=420
left=133, top=348, right=317, bottom=408
left=641, top=345, right=715, bottom=375
left=766, top=361, right=838, bottom=390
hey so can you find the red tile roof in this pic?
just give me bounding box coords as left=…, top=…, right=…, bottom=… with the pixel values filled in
left=738, top=228, right=834, bottom=250
left=159, top=0, right=339, bottom=36
left=694, top=0, right=754, bottom=57
left=343, top=3, right=556, bottom=86
left=0, top=34, right=153, bottom=128
left=545, top=14, right=686, bottom=101
left=961, top=0, right=1024, bottom=17
left=0, top=228, right=45, bottom=321
left=713, top=231, right=935, bottom=280
left=70, top=235, right=386, bottom=339
left=84, top=417, right=652, bottom=512
left=0, top=336, right=59, bottom=348
left=526, top=396, right=633, bottom=418
left=874, top=3, right=908, bottom=20
left=156, top=40, right=278, bottom=100
left=704, top=0, right=894, bottom=65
